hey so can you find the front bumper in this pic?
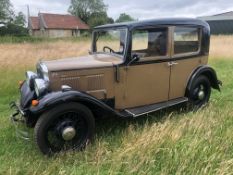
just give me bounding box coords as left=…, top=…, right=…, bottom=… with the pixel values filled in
left=10, top=102, right=31, bottom=140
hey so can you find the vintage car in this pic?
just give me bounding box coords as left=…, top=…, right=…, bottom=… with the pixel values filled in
left=11, top=18, right=221, bottom=155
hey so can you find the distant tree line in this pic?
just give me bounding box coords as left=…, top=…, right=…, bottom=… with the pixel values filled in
left=0, top=0, right=27, bottom=36
left=0, top=0, right=136, bottom=37
left=69, top=0, right=135, bottom=29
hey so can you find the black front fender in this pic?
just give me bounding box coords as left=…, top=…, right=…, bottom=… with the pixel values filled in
left=186, top=65, right=221, bottom=96
left=29, top=90, right=124, bottom=117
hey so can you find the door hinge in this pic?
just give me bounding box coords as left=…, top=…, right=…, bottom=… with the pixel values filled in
left=115, top=65, right=120, bottom=83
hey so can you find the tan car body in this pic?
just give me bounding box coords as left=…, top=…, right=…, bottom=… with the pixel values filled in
left=15, top=18, right=221, bottom=121
left=43, top=28, right=208, bottom=111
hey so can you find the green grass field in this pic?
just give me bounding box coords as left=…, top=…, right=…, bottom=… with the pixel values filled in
left=0, top=59, right=232, bottom=175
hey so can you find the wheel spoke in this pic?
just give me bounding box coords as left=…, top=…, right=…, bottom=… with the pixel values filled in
left=43, top=111, right=88, bottom=152
left=200, top=84, right=205, bottom=91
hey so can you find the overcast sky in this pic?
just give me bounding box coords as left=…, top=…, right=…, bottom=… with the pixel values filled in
left=11, top=0, right=233, bottom=20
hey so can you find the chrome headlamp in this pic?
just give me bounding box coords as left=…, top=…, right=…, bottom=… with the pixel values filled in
left=34, top=78, right=48, bottom=97
left=26, top=71, right=38, bottom=89
left=37, top=62, right=49, bottom=82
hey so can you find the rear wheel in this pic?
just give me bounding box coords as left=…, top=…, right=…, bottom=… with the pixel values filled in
left=34, top=102, right=95, bottom=155
left=188, top=75, right=211, bottom=109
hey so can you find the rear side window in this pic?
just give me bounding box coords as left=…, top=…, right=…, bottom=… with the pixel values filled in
left=174, top=27, right=200, bottom=55
left=132, top=28, right=168, bottom=58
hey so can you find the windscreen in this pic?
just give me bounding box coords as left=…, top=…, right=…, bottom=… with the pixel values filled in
left=93, top=28, right=127, bottom=56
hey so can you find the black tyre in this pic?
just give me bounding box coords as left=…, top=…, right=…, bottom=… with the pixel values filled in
left=188, top=75, right=211, bottom=109
left=34, top=102, right=95, bottom=155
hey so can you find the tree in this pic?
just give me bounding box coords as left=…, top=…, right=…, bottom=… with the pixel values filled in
left=0, top=0, right=27, bottom=36
left=0, top=23, right=28, bottom=36
left=87, top=11, right=110, bottom=28
left=107, top=17, right=114, bottom=24
left=69, top=0, right=108, bottom=24
left=13, top=12, right=26, bottom=27
left=0, top=11, right=27, bottom=36
left=0, top=0, right=14, bottom=24
left=115, top=13, right=135, bottom=23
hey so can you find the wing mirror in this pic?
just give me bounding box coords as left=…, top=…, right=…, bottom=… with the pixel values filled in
left=127, top=54, right=140, bottom=66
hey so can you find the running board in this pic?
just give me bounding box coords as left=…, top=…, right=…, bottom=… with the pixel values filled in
left=123, top=97, right=188, bottom=117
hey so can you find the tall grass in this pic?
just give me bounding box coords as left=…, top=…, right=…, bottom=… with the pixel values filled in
left=0, top=36, right=232, bottom=174
left=0, top=40, right=91, bottom=68
left=210, top=35, right=233, bottom=59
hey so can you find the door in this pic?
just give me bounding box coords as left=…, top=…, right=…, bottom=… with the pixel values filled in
left=121, top=27, right=171, bottom=109
left=169, top=26, right=203, bottom=99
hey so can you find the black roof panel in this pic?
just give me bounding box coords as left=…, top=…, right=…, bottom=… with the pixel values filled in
left=94, top=18, right=209, bottom=30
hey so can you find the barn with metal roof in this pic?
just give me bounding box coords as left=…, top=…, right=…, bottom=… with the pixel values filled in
left=198, top=11, right=233, bottom=35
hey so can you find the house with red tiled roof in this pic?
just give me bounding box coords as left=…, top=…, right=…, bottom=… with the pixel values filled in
left=28, top=13, right=90, bottom=38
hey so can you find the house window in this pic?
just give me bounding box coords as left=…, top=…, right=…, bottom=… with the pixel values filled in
left=174, top=27, right=200, bottom=55
left=131, top=28, right=168, bottom=58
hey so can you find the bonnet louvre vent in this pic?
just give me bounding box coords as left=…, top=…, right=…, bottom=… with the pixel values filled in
left=87, top=74, right=104, bottom=91
left=61, top=76, right=80, bottom=89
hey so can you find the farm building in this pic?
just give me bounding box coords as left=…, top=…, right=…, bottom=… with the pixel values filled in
left=198, top=11, right=233, bottom=35
left=28, top=13, right=90, bottom=38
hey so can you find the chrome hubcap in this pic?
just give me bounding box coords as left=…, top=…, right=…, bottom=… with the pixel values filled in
left=62, top=127, right=76, bottom=141
left=198, top=90, right=205, bottom=100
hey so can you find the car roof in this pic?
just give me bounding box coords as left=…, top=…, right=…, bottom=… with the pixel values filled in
left=94, top=18, right=209, bottom=30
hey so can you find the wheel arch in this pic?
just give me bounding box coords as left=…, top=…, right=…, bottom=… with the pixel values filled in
left=34, top=101, right=95, bottom=155
left=27, top=91, right=123, bottom=127
left=70, top=99, right=113, bottom=119
left=186, top=65, right=221, bottom=96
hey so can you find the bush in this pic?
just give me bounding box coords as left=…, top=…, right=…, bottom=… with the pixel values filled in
left=0, top=23, right=28, bottom=36
left=0, top=35, right=92, bottom=44
left=0, top=36, right=44, bottom=43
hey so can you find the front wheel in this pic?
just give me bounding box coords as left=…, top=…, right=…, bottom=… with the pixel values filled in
left=34, top=102, right=95, bottom=155
left=187, top=75, right=211, bottom=109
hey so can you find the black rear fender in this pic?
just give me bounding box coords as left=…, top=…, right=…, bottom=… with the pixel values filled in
left=186, top=65, right=221, bottom=96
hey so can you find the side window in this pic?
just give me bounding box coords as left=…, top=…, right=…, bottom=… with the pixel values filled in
left=174, top=27, right=200, bottom=55
left=132, top=28, right=168, bottom=59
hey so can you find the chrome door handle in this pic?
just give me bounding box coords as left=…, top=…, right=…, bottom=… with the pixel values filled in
left=172, top=62, right=178, bottom=65
left=167, top=61, right=178, bottom=67
left=167, top=62, right=173, bottom=67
